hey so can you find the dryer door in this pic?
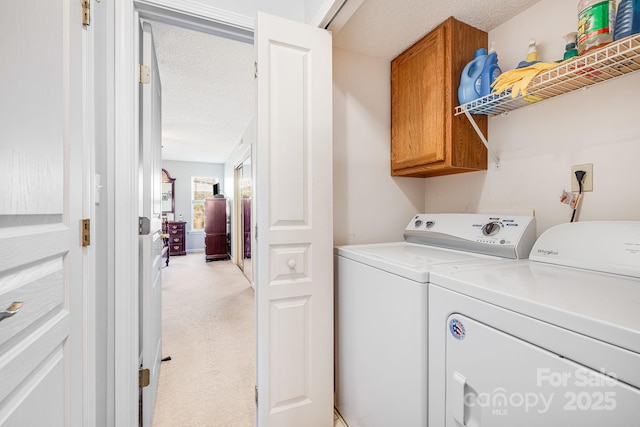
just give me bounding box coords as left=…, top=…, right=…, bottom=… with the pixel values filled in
left=445, top=314, right=640, bottom=426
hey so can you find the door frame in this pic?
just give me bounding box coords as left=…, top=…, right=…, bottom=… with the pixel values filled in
left=113, top=3, right=255, bottom=424
left=112, top=0, right=344, bottom=423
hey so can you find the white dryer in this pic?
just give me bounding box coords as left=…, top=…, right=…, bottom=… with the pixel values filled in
left=429, top=221, right=640, bottom=426
left=334, top=213, right=537, bottom=427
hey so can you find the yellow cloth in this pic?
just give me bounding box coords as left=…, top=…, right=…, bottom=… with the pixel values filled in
left=491, top=62, right=561, bottom=99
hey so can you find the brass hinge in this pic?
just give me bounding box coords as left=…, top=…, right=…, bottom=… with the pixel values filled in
left=81, top=219, right=90, bottom=246
left=82, top=0, right=90, bottom=26
left=139, top=368, right=150, bottom=388
left=139, top=64, right=151, bottom=84
left=139, top=217, right=150, bottom=235
left=254, top=61, right=258, bottom=79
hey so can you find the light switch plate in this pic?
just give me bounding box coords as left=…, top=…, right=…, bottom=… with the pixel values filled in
left=571, top=163, right=593, bottom=192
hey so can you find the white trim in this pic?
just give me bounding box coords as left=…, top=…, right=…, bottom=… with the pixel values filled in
left=312, top=0, right=364, bottom=32
left=137, top=0, right=253, bottom=29
left=310, top=0, right=341, bottom=27
left=186, top=248, right=205, bottom=253
left=82, top=13, right=97, bottom=427
left=135, top=0, right=253, bottom=43
left=113, top=1, right=139, bottom=425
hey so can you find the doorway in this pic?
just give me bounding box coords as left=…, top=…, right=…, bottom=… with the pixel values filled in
left=142, top=16, right=256, bottom=426
left=115, top=3, right=337, bottom=425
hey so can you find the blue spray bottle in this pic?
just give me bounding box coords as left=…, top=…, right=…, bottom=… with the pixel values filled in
left=458, top=48, right=487, bottom=105
left=480, top=42, right=502, bottom=98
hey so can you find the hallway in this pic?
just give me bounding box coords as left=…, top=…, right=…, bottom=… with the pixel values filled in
left=152, top=253, right=255, bottom=426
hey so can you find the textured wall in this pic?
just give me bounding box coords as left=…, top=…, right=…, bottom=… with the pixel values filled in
left=332, top=47, right=425, bottom=246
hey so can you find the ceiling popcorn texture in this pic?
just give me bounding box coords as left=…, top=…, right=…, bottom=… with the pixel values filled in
left=333, top=0, right=543, bottom=59
left=150, top=21, right=255, bottom=164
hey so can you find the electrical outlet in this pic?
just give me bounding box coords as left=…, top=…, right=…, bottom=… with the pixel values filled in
left=571, top=163, right=593, bottom=192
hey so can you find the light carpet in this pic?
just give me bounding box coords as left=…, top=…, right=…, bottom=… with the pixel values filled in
left=152, top=253, right=255, bottom=427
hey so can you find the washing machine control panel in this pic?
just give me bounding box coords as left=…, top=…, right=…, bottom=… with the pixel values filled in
left=404, top=214, right=537, bottom=259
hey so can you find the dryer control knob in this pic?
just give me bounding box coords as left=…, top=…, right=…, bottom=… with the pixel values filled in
left=482, top=221, right=501, bottom=236
left=414, top=220, right=423, bottom=228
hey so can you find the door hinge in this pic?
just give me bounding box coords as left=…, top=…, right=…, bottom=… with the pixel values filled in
left=139, top=64, right=151, bottom=84
left=139, top=368, right=150, bottom=388
left=81, top=219, right=90, bottom=246
left=254, top=225, right=258, bottom=240
left=139, top=217, right=150, bottom=235
left=254, top=61, right=258, bottom=79
left=255, top=385, right=258, bottom=404
left=82, top=0, right=91, bottom=26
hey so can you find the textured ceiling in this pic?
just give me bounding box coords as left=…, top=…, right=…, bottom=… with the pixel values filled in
left=150, top=21, right=255, bottom=164
left=333, top=0, right=543, bottom=59
left=149, top=0, right=543, bottom=164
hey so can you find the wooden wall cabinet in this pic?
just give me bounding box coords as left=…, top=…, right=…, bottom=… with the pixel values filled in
left=391, top=17, right=488, bottom=177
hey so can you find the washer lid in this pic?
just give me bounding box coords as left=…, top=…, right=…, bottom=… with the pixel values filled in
left=335, top=242, right=500, bottom=282
left=530, top=221, right=640, bottom=278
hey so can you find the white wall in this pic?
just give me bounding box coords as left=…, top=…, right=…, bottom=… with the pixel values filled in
left=333, top=48, right=425, bottom=246
left=424, top=0, right=640, bottom=236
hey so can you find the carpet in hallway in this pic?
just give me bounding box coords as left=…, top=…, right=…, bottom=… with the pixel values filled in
left=152, top=253, right=255, bottom=426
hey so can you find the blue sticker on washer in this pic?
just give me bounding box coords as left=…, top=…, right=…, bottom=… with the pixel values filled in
left=449, top=318, right=466, bottom=340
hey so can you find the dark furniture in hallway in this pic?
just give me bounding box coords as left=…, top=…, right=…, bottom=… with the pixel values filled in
left=204, top=198, right=229, bottom=261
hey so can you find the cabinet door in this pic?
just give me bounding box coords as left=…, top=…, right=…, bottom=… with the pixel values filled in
left=391, top=25, right=446, bottom=172
left=204, top=198, right=226, bottom=234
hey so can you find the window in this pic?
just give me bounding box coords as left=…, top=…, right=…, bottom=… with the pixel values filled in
left=191, top=176, right=218, bottom=230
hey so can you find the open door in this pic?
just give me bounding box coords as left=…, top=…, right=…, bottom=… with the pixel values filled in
left=254, top=12, right=334, bottom=426
left=139, top=21, right=164, bottom=427
left=0, top=0, right=85, bottom=424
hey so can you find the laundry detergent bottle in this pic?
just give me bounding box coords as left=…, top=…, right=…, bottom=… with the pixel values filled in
left=480, top=42, right=501, bottom=97
left=613, top=0, right=640, bottom=41
left=458, top=48, right=487, bottom=105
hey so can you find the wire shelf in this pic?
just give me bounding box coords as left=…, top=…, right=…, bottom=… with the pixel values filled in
left=455, top=33, right=640, bottom=117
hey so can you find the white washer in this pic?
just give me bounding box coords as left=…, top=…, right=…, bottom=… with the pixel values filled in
left=429, top=221, right=640, bottom=426
left=334, top=213, right=537, bottom=427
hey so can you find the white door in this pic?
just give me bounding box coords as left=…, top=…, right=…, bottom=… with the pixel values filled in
left=139, top=21, right=164, bottom=427
left=0, top=0, right=85, bottom=425
left=255, top=12, right=334, bottom=427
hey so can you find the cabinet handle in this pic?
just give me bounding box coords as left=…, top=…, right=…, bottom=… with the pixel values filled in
left=0, top=301, right=24, bottom=322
